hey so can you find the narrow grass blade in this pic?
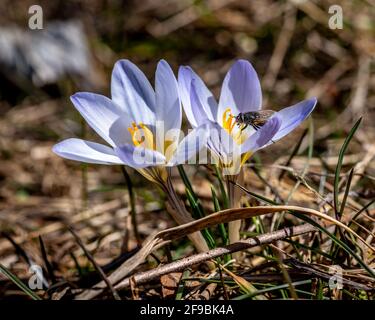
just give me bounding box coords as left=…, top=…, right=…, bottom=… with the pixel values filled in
left=213, top=164, right=229, bottom=209
left=349, top=199, right=375, bottom=228
left=0, top=263, right=42, bottom=300
left=38, top=235, right=56, bottom=284
left=233, top=279, right=311, bottom=300
left=211, top=185, right=228, bottom=245
left=178, top=165, right=216, bottom=249
left=233, top=182, right=375, bottom=278
left=339, top=168, right=354, bottom=217
left=221, top=266, right=267, bottom=300
left=278, top=128, right=308, bottom=181
left=175, top=269, right=190, bottom=300
left=293, top=212, right=375, bottom=278
left=177, top=165, right=194, bottom=196
left=334, top=118, right=362, bottom=218
left=185, top=188, right=216, bottom=249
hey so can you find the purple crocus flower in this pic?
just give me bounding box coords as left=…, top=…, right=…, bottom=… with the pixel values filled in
left=178, top=59, right=317, bottom=174
left=53, top=59, right=208, bottom=183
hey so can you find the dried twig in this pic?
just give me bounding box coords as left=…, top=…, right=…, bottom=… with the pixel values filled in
left=76, top=204, right=373, bottom=300
left=263, top=4, right=296, bottom=94
left=114, top=224, right=317, bottom=290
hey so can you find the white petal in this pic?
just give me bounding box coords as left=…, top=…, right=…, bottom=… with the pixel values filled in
left=271, top=97, right=317, bottom=142
left=155, top=60, right=182, bottom=134
left=206, top=121, right=241, bottom=164
left=53, top=138, right=123, bottom=165
left=108, top=116, right=134, bottom=147
left=168, top=124, right=209, bottom=165
left=114, top=145, right=166, bottom=169
left=111, top=59, right=156, bottom=125
left=71, top=92, right=124, bottom=147
left=218, top=60, right=262, bottom=125
left=241, top=116, right=281, bottom=152
left=189, top=79, right=212, bottom=126
left=178, top=66, right=217, bottom=127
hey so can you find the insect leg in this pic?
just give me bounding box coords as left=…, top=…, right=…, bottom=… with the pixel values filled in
left=240, top=124, right=248, bottom=132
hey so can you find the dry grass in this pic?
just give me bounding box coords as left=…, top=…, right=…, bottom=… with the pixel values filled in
left=0, top=0, right=374, bottom=300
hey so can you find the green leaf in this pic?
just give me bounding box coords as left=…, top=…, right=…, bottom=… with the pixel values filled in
left=185, top=188, right=216, bottom=249
left=293, top=212, right=375, bottom=278
left=233, top=279, right=311, bottom=300
left=339, top=168, right=354, bottom=217
left=334, top=118, right=362, bottom=218
left=213, top=164, right=229, bottom=209
left=211, top=185, right=228, bottom=246
left=177, top=165, right=194, bottom=196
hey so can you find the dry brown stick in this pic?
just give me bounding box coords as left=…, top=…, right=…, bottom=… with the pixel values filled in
left=198, top=283, right=218, bottom=300
left=146, top=0, right=238, bottom=37
left=0, top=199, right=123, bottom=253
left=350, top=55, right=371, bottom=118
left=262, top=4, right=296, bottom=94
left=114, top=224, right=317, bottom=290
left=76, top=204, right=372, bottom=300
left=68, top=226, right=121, bottom=300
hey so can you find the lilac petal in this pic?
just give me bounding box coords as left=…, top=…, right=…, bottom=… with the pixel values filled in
left=218, top=60, right=262, bottom=125
left=108, top=116, right=134, bottom=147
left=71, top=92, right=124, bottom=147
left=114, top=145, right=166, bottom=169
left=206, top=121, right=243, bottom=175
left=52, top=138, right=123, bottom=165
left=178, top=66, right=217, bottom=127
left=271, top=97, right=317, bottom=142
left=111, top=59, right=156, bottom=125
left=242, top=116, right=281, bottom=153
left=168, top=123, right=209, bottom=165
left=155, top=59, right=181, bottom=134
left=189, top=79, right=212, bottom=126
left=206, top=121, right=240, bottom=163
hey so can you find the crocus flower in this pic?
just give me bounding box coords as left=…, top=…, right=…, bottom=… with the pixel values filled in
left=53, top=59, right=212, bottom=254
left=53, top=59, right=208, bottom=184
left=178, top=59, right=317, bottom=175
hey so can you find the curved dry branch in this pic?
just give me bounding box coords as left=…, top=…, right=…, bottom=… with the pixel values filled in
left=76, top=204, right=373, bottom=300
left=114, top=224, right=317, bottom=291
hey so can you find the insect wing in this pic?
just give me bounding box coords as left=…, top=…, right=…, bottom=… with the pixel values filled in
left=251, top=110, right=275, bottom=127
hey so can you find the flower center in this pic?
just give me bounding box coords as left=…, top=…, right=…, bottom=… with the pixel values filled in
left=128, top=122, right=155, bottom=150
left=222, top=108, right=248, bottom=145
left=222, top=108, right=236, bottom=135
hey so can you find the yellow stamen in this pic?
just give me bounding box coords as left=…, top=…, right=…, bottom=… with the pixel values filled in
left=128, top=122, right=155, bottom=150
left=164, top=139, right=178, bottom=162
left=222, top=108, right=249, bottom=145
left=241, top=151, right=252, bottom=166
left=222, top=108, right=235, bottom=135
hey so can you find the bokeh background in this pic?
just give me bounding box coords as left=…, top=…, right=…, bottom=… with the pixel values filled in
left=0, top=0, right=374, bottom=298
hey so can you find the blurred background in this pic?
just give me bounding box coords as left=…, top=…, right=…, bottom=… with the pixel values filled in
left=0, top=0, right=374, bottom=298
